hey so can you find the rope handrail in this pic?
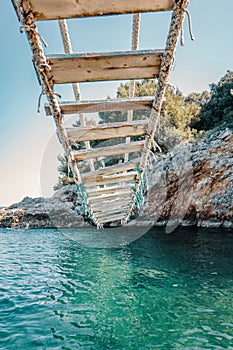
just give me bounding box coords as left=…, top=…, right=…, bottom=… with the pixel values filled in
left=12, top=0, right=194, bottom=228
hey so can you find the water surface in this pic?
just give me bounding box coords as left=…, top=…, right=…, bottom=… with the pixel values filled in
left=0, top=227, right=233, bottom=349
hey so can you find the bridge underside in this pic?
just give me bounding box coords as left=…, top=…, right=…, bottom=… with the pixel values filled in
left=12, top=0, right=190, bottom=228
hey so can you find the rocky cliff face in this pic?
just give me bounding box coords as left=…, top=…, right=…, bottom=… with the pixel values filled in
left=0, top=126, right=232, bottom=229
left=133, top=126, right=233, bottom=229
left=0, top=185, right=89, bottom=229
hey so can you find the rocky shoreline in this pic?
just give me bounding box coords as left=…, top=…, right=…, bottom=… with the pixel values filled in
left=1, top=126, right=232, bottom=229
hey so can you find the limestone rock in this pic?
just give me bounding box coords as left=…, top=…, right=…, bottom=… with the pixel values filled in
left=133, top=126, right=233, bottom=229
left=0, top=185, right=89, bottom=229
left=0, top=126, right=232, bottom=229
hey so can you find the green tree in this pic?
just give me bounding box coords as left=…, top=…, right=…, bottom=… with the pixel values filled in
left=54, top=155, right=74, bottom=190
left=55, top=79, right=202, bottom=188
left=192, top=71, right=233, bottom=130
left=99, top=79, right=201, bottom=149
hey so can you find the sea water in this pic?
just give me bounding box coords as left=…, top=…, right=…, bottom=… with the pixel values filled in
left=0, top=227, right=232, bottom=349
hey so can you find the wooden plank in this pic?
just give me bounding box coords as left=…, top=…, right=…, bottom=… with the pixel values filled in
left=95, top=209, right=127, bottom=219
left=86, top=184, right=135, bottom=197
left=74, top=142, right=144, bottom=161
left=47, top=50, right=163, bottom=84
left=88, top=191, right=133, bottom=204
left=97, top=213, right=127, bottom=223
left=90, top=198, right=131, bottom=212
left=45, top=96, right=154, bottom=115
left=67, top=121, right=148, bottom=142
left=81, top=159, right=140, bottom=181
left=92, top=205, right=129, bottom=215
left=20, top=0, right=175, bottom=21
left=83, top=172, right=138, bottom=187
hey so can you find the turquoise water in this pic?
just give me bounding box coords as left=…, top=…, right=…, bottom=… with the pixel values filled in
left=0, top=227, right=233, bottom=349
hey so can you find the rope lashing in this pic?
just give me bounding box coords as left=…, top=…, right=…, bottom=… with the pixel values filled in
left=67, top=156, right=72, bottom=180
left=180, top=9, right=195, bottom=46
left=37, top=90, right=61, bottom=113
left=151, top=139, right=162, bottom=153
left=145, top=133, right=162, bottom=154
left=76, top=183, right=88, bottom=214
left=36, top=63, right=61, bottom=113
left=134, top=165, right=145, bottom=208
left=20, top=25, right=48, bottom=47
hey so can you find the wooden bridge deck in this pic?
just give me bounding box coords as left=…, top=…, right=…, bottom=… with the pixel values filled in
left=11, top=0, right=190, bottom=227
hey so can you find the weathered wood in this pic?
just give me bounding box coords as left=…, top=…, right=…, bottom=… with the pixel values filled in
left=67, top=121, right=148, bottom=142
left=74, top=142, right=143, bottom=161
left=81, top=159, right=140, bottom=180
left=45, top=96, right=154, bottom=116
left=88, top=191, right=133, bottom=204
left=83, top=172, right=138, bottom=187
left=92, top=204, right=129, bottom=215
left=91, top=198, right=131, bottom=211
left=20, top=0, right=175, bottom=21
left=47, top=50, right=163, bottom=84
left=86, top=184, right=135, bottom=197
left=95, top=209, right=127, bottom=219
left=97, top=213, right=127, bottom=223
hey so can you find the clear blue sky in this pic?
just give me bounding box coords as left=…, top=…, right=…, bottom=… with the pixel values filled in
left=0, top=1, right=233, bottom=206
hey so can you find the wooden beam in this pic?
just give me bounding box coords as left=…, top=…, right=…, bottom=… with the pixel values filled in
left=47, top=50, right=163, bottom=84
left=74, top=142, right=144, bottom=161
left=83, top=172, right=138, bottom=187
left=86, top=184, right=135, bottom=196
left=67, top=121, right=148, bottom=142
left=81, top=159, right=140, bottom=181
left=88, top=191, right=133, bottom=204
left=45, top=96, right=154, bottom=115
left=20, top=0, right=175, bottom=21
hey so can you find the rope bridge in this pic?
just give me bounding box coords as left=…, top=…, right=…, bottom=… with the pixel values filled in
left=12, top=0, right=192, bottom=228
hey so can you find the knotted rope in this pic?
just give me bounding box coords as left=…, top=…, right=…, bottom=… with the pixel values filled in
left=20, top=24, right=48, bottom=47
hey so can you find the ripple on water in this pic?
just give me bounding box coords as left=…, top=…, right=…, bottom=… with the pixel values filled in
left=0, top=227, right=232, bottom=349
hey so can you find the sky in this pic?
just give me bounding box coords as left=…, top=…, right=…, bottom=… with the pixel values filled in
left=0, top=0, right=233, bottom=206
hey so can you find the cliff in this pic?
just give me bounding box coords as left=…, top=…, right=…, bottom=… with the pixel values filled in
left=132, top=125, right=233, bottom=230
left=0, top=126, right=232, bottom=229
left=0, top=186, right=89, bottom=229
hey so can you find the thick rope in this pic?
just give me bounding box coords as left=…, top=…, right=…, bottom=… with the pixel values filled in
left=16, top=1, right=83, bottom=190
left=123, top=0, right=191, bottom=224
left=180, top=9, right=195, bottom=46
left=125, top=13, right=141, bottom=162
left=58, top=19, right=95, bottom=177
left=14, top=0, right=193, bottom=227
left=58, top=20, right=81, bottom=101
